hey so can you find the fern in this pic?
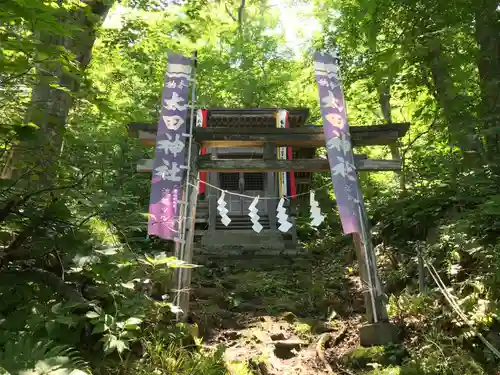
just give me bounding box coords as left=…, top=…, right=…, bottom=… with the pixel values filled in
left=0, top=335, right=89, bottom=375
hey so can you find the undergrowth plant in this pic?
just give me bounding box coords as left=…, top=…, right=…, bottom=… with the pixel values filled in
left=0, top=335, right=89, bottom=375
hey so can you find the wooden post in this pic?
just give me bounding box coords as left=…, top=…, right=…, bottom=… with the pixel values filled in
left=264, top=142, right=278, bottom=229
left=416, top=242, right=426, bottom=294
left=354, top=200, right=389, bottom=323
left=176, top=141, right=200, bottom=321
left=352, top=233, right=376, bottom=323
left=208, top=193, right=216, bottom=233
left=355, top=198, right=399, bottom=347
left=389, top=141, right=405, bottom=192
left=418, top=252, right=426, bottom=294
left=389, top=143, right=400, bottom=162
left=289, top=203, right=298, bottom=244
left=207, top=148, right=218, bottom=234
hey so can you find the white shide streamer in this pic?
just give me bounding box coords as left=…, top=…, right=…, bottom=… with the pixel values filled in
left=276, top=198, right=293, bottom=232
left=310, top=191, right=325, bottom=227
left=248, top=196, right=263, bottom=233
left=186, top=181, right=332, bottom=232
left=217, top=191, right=231, bottom=226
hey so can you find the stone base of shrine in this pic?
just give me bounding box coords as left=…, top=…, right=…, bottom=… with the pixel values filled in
left=359, top=322, right=400, bottom=347
left=200, top=229, right=292, bottom=254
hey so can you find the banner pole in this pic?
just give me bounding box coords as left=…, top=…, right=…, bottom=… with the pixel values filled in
left=174, top=50, right=198, bottom=321
left=313, top=50, right=395, bottom=345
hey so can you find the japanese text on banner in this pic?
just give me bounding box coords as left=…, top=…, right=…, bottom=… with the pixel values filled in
left=313, top=51, right=361, bottom=234
left=148, top=53, right=192, bottom=240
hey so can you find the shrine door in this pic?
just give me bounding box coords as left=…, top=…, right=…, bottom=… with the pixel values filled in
left=219, top=172, right=267, bottom=215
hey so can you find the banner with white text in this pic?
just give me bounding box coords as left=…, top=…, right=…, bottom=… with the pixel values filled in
left=314, top=51, right=361, bottom=234
left=148, top=53, right=192, bottom=240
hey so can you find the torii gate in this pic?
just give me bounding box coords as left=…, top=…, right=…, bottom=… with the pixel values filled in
left=128, top=114, right=409, bottom=346
left=128, top=52, right=409, bottom=346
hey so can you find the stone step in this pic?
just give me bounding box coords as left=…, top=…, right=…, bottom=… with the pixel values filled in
left=201, top=229, right=285, bottom=251
left=215, top=215, right=271, bottom=230
left=194, top=247, right=301, bottom=257
left=192, top=252, right=307, bottom=270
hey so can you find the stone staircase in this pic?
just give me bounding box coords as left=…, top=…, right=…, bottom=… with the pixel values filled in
left=215, top=215, right=271, bottom=230
left=192, top=199, right=299, bottom=256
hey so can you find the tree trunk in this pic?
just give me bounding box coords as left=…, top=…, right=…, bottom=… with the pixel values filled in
left=426, top=39, right=484, bottom=164
left=377, top=83, right=406, bottom=192
left=475, top=0, right=500, bottom=159
left=5, top=0, right=112, bottom=185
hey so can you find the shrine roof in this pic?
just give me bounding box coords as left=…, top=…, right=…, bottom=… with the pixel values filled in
left=129, top=107, right=310, bottom=131
left=203, top=108, right=310, bottom=128
left=128, top=107, right=410, bottom=149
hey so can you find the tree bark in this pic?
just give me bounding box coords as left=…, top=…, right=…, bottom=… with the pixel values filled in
left=426, top=39, right=483, bottom=160
left=474, top=0, right=500, bottom=158
left=5, top=0, right=112, bottom=184
left=377, top=83, right=406, bottom=192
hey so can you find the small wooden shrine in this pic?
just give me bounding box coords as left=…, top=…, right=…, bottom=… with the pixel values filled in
left=128, top=108, right=409, bottom=254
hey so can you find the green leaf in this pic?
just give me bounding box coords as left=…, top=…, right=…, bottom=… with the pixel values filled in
left=86, top=311, right=100, bottom=319
left=55, top=316, right=77, bottom=326
left=92, top=322, right=108, bottom=334
left=103, top=334, right=128, bottom=355
left=45, top=321, right=57, bottom=335
left=51, top=302, right=62, bottom=314
left=120, top=282, right=135, bottom=290
left=95, top=248, right=120, bottom=255
left=120, top=330, right=137, bottom=339
left=102, top=334, right=117, bottom=354
left=25, top=121, right=40, bottom=130
left=104, top=314, right=115, bottom=327
left=124, top=317, right=142, bottom=330
left=115, top=339, right=128, bottom=354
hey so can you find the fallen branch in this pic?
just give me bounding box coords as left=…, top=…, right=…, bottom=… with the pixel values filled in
left=0, top=268, right=89, bottom=305
left=316, top=324, right=348, bottom=374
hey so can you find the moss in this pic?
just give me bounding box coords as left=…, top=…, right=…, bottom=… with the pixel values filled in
left=293, top=321, right=312, bottom=338
left=362, top=365, right=423, bottom=375
left=343, top=346, right=386, bottom=368
left=362, top=366, right=402, bottom=375
left=343, top=344, right=408, bottom=369
left=225, top=361, right=253, bottom=375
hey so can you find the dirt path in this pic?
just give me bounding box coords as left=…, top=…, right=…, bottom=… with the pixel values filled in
left=190, top=253, right=368, bottom=374
left=185, top=246, right=495, bottom=375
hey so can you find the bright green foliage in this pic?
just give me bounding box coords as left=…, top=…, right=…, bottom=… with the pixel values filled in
left=0, top=0, right=317, bottom=372
left=0, top=335, right=88, bottom=375
left=2, top=0, right=500, bottom=373
left=342, top=344, right=407, bottom=368
left=108, top=339, right=227, bottom=375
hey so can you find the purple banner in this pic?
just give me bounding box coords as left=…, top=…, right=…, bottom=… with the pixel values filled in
left=314, top=51, right=361, bottom=234
left=148, top=53, right=192, bottom=240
